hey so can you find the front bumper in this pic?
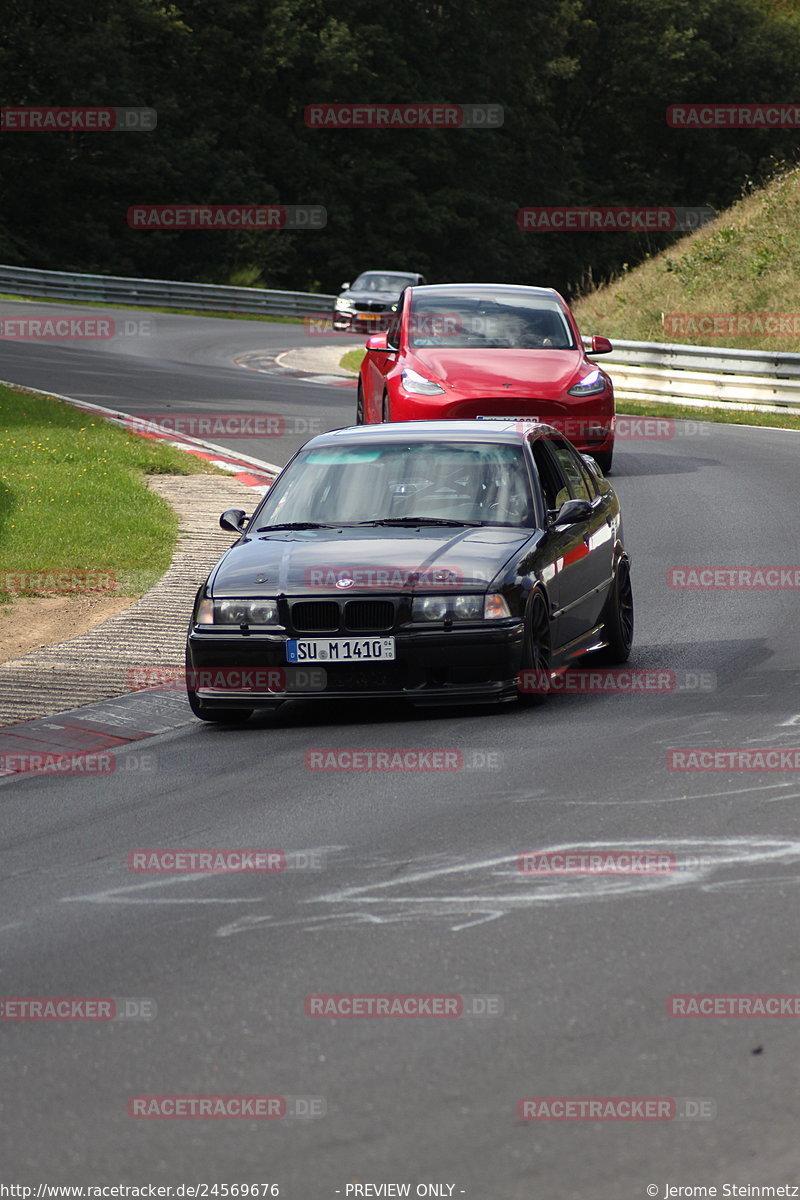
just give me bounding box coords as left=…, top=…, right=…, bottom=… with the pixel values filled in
left=186, top=621, right=525, bottom=707
left=388, top=390, right=615, bottom=453
left=332, top=310, right=391, bottom=332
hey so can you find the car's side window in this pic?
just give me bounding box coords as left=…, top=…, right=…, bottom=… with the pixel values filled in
left=546, top=438, right=595, bottom=502
left=387, top=307, right=402, bottom=349
left=573, top=453, right=600, bottom=499
left=530, top=438, right=571, bottom=518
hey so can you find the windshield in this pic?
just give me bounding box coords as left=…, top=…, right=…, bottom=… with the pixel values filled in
left=255, top=442, right=536, bottom=529
left=408, top=291, right=575, bottom=350
left=351, top=272, right=414, bottom=294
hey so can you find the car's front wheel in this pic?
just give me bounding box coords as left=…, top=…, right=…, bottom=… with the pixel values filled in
left=598, top=556, right=634, bottom=663
left=518, top=592, right=552, bottom=706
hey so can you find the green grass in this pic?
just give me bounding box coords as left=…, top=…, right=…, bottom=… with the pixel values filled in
left=340, top=349, right=365, bottom=373
left=573, top=166, right=800, bottom=352
left=617, top=398, right=800, bottom=431
left=0, top=384, right=221, bottom=600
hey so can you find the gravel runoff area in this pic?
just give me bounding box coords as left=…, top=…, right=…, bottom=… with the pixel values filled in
left=0, top=475, right=260, bottom=727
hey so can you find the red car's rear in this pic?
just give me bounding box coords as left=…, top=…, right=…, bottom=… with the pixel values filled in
left=358, top=283, right=616, bottom=471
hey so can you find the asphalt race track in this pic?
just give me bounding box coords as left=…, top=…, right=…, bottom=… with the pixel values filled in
left=2, top=302, right=800, bottom=1197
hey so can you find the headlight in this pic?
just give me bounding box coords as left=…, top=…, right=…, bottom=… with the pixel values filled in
left=568, top=368, right=607, bottom=397
left=401, top=367, right=445, bottom=395
left=412, top=593, right=510, bottom=622
left=452, top=594, right=483, bottom=619
left=334, top=296, right=351, bottom=311
left=415, top=596, right=452, bottom=622
left=212, top=599, right=281, bottom=626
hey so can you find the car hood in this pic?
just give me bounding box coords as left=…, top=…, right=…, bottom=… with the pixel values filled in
left=210, top=527, right=536, bottom=596
left=411, top=347, right=587, bottom=394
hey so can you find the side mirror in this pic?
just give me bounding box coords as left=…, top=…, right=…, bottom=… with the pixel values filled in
left=553, top=498, right=592, bottom=526
left=366, top=332, right=390, bottom=352
left=589, top=335, right=613, bottom=354
left=341, top=281, right=351, bottom=290
left=220, top=508, right=248, bottom=533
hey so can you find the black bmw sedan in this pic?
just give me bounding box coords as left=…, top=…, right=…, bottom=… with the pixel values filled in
left=185, top=421, right=633, bottom=722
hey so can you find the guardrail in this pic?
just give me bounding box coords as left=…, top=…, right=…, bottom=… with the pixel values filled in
left=584, top=336, right=800, bottom=410
left=0, top=263, right=335, bottom=318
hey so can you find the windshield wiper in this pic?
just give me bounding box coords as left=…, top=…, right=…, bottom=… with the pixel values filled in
left=255, top=521, right=340, bottom=532
left=355, top=516, right=484, bottom=527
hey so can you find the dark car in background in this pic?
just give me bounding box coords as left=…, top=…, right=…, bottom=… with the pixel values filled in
left=333, top=270, right=427, bottom=332
left=357, top=283, right=617, bottom=471
left=185, top=420, right=633, bottom=722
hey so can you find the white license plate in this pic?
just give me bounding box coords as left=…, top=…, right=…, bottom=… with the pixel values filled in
left=476, top=414, right=539, bottom=422
left=287, top=637, right=396, bottom=663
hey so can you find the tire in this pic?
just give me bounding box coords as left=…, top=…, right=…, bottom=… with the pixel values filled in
left=517, top=592, right=552, bottom=706
left=382, top=392, right=391, bottom=423
left=598, top=556, right=634, bottom=664
left=356, top=380, right=365, bottom=424
left=592, top=447, right=613, bottom=474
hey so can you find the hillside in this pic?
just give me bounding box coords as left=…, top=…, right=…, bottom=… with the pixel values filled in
left=573, top=167, right=800, bottom=352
